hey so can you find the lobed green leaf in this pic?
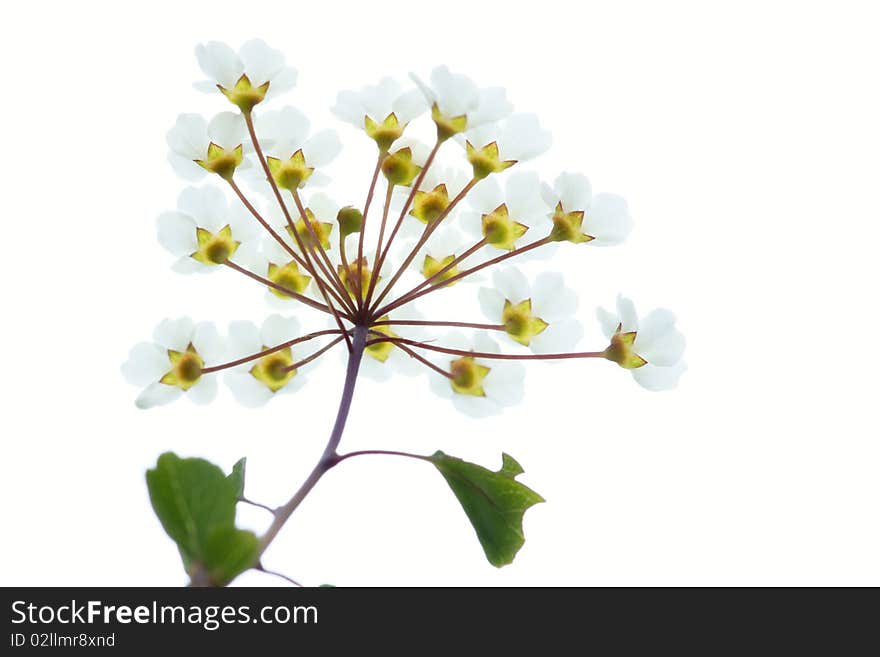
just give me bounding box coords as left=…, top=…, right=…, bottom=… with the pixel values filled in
left=429, top=451, right=544, bottom=568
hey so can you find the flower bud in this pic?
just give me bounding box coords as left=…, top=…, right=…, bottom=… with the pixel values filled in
left=337, top=206, right=364, bottom=236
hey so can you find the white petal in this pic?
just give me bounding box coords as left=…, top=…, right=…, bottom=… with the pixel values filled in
left=585, top=193, right=633, bottom=246
left=195, top=41, right=243, bottom=88
left=554, top=172, right=592, bottom=212
left=261, top=314, right=300, bottom=346
left=153, top=317, right=194, bottom=351
left=331, top=90, right=365, bottom=127
left=264, top=67, right=298, bottom=100
left=166, top=114, right=208, bottom=159
left=429, top=66, right=478, bottom=117
left=483, top=361, right=525, bottom=406
left=452, top=394, right=499, bottom=418
left=226, top=371, right=274, bottom=407
left=193, top=80, right=219, bottom=93
left=499, top=114, right=551, bottom=162
left=532, top=272, right=578, bottom=320
left=177, top=185, right=227, bottom=230
left=616, top=295, right=638, bottom=333
left=135, top=382, right=182, bottom=409
left=187, top=375, right=218, bottom=405
left=360, top=77, right=399, bottom=121
left=635, top=314, right=685, bottom=366
left=442, top=330, right=472, bottom=352
left=171, top=257, right=210, bottom=274
left=258, top=106, right=310, bottom=155
left=472, top=331, right=501, bottom=355
left=466, top=176, right=503, bottom=213
left=458, top=210, right=485, bottom=241
left=359, top=354, right=394, bottom=382
left=530, top=318, right=584, bottom=354
left=478, top=287, right=506, bottom=323
left=492, top=267, right=531, bottom=303
left=409, top=72, right=436, bottom=105
left=207, top=112, right=246, bottom=150
left=121, top=343, right=169, bottom=386
left=504, top=171, right=547, bottom=224
left=229, top=241, right=263, bottom=272
left=468, top=86, right=513, bottom=127
left=226, top=202, right=262, bottom=241
left=392, top=88, right=429, bottom=123
left=303, top=129, right=342, bottom=166
left=239, top=39, right=284, bottom=85
left=304, top=192, right=339, bottom=220
left=156, top=212, right=197, bottom=256
left=228, top=321, right=262, bottom=359
left=192, top=322, right=225, bottom=364
left=631, top=361, right=687, bottom=391
left=596, top=306, right=619, bottom=339
left=428, top=368, right=455, bottom=399
left=167, top=152, right=207, bottom=181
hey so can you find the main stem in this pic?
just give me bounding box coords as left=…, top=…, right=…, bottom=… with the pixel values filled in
left=257, top=325, right=367, bottom=557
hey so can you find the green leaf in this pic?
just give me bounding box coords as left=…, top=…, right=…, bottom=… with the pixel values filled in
left=429, top=451, right=544, bottom=568
left=146, top=452, right=258, bottom=586
left=227, top=457, right=247, bottom=498
left=202, top=526, right=259, bottom=586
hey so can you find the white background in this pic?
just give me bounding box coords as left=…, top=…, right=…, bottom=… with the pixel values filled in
left=1, top=0, right=878, bottom=586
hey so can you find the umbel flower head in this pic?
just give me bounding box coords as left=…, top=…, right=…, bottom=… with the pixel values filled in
left=125, top=42, right=686, bottom=413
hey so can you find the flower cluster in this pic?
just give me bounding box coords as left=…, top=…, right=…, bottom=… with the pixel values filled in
left=124, top=39, right=686, bottom=415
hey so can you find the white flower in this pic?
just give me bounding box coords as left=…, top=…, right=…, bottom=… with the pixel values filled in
left=411, top=66, right=512, bottom=137
left=224, top=315, right=309, bottom=407
left=248, top=236, right=316, bottom=308
left=194, top=39, right=297, bottom=107
left=265, top=191, right=339, bottom=256
left=478, top=268, right=582, bottom=353
left=460, top=171, right=550, bottom=252
left=121, top=318, right=224, bottom=409
left=427, top=332, right=525, bottom=418
left=156, top=185, right=261, bottom=274
left=391, top=163, right=471, bottom=229
left=405, top=225, right=487, bottom=284
left=250, top=106, right=341, bottom=188
left=461, top=113, right=552, bottom=167
left=541, top=172, right=633, bottom=246
left=166, top=112, right=248, bottom=181
left=332, top=77, right=427, bottom=147
left=596, top=295, right=686, bottom=391
left=388, top=136, right=434, bottom=166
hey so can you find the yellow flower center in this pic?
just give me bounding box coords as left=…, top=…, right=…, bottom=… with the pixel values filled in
left=160, top=344, right=204, bottom=391
left=450, top=357, right=490, bottom=397
left=501, top=299, right=548, bottom=346
left=482, top=204, right=528, bottom=250
left=268, top=261, right=311, bottom=298
left=191, top=225, right=240, bottom=266
left=422, top=254, right=459, bottom=284
left=410, top=185, right=449, bottom=224
left=249, top=347, right=297, bottom=392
